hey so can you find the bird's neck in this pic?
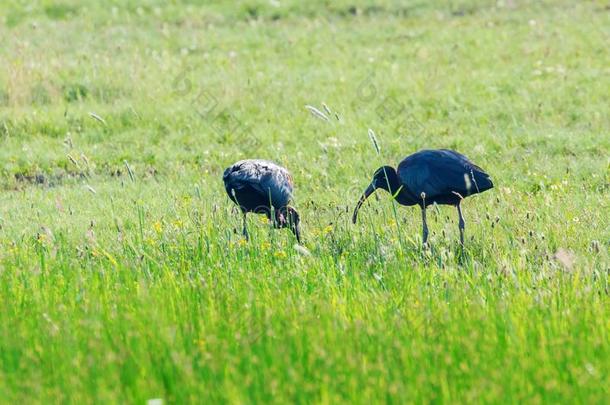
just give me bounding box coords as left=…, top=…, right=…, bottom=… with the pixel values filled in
left=385, top=178, right=417, bottom=206
left=383, top=176, right=402, bottom=196
left=393, top=188, right=416, bottom=205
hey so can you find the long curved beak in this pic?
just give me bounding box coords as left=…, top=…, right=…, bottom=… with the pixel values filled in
left=352, top=183, right=376, bottom=224
left=293, top=223, right=302, bottom=244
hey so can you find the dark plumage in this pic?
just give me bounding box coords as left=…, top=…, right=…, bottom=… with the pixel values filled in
left=352, top=149, right=493, bottom=245
left=223, top=159, right=301, bottom=243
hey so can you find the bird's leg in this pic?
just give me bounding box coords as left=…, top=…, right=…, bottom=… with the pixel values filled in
left=421, top=206, right=429, bottom=246
left=242, top=213, right=249, bottom=241
left=420, top=192, right=429, bottom=247
left=457, top=203, right=465, bottom=246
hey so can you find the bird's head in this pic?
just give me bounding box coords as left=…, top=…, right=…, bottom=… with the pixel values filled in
left=275, top=206, right=302, bottom=244
left=352, top=165, right=399, bottom=223
left=371, top=166, right=399, bottom=193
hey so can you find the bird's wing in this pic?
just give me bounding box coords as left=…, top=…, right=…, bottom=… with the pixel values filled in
left=397, top=150, right=492, bottom=200
left=223, top=160, right=293, bottom=207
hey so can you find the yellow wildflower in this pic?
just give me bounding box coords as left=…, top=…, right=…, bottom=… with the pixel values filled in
left=153, top=221, right=163, bottom=233
left=274, top=251, right=287, bottom=259
left=101, top=250, right=118, bottom=267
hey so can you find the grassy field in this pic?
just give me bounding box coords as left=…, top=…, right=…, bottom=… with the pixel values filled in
left=0, top=0, right=609, bottom=403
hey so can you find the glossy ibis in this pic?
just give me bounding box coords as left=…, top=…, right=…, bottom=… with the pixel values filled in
left=352, top=149, right=493, bottom=245
left=223, top=159, right=301, bottom=243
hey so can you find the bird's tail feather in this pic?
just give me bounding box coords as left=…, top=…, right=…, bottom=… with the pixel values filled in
left=472, top=168, right=493, bottom=192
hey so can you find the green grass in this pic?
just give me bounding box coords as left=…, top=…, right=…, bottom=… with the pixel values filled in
left=0, top=0, right=609, bottom=403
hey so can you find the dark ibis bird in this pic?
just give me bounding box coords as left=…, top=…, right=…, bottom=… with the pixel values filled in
left=223, top=159, right=301, bottom=243
left=352, top=149, right=493, bottom=245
